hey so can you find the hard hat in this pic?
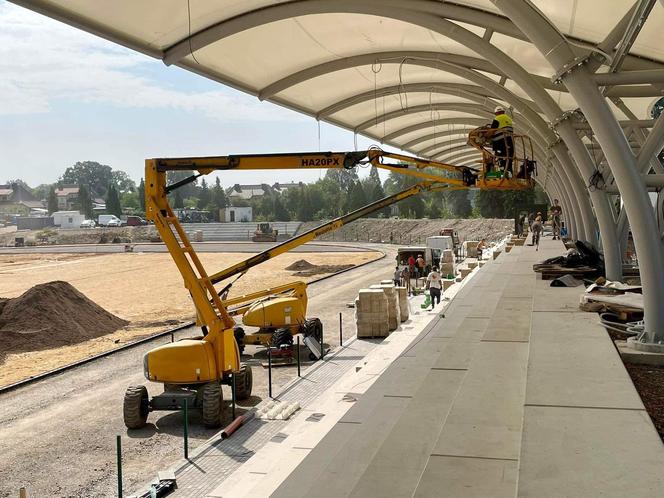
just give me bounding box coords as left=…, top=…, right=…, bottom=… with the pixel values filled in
left=494, top=105, right=505, bottom=113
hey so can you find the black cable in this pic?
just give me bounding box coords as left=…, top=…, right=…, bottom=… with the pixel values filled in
left=187, top=0, right=201, bottom=65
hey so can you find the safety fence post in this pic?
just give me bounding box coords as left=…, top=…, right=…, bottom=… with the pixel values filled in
left=339, top=312, right=343, bottom=347
left=296, top=336, right=301, bottom=377
left=231, top=373, right=236, bottom=420
left=183, top=399, right=189, bottom=460
left=116, top=435, right=123, bottom=498
left=268, top=347, right=273, bottom=398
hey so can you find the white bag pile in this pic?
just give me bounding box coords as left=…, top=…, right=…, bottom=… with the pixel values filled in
left=355, top=289, right=389, bottom=338
left=396, top=286, right=409, bottom=321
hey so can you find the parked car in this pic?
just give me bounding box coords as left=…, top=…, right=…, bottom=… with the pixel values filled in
left=98, top=214, right=123, bottom=227
left=125, top=215, right=148, bottom=226
left=80, top=219, right=96, bottom=229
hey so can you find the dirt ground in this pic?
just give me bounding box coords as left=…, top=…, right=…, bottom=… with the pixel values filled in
left=0, top=250, right=380, bottom=387
left=624, top=363, right=664, bottom=443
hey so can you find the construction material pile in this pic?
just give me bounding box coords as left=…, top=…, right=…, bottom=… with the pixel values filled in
left=397, top=286, right=409, bottom=321
left=285, top=259, right=353, bottom=277
left=355, top=289, right=389, bottom=338
left=0, top=281, right=128, bottom=355
left=440, top=249, right=455, bottom=278
left=373, top=283, right=401, bottom=330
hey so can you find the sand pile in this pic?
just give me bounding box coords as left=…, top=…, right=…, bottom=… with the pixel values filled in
left=0, top=281, right=128, bottom=354
left=285, top=259, right=353, bottom=277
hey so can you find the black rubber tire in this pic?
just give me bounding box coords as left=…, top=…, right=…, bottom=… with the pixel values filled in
left=123, top=385, right=149, bottom=429
left=201, top=382, right=223, bottom=428
left=234, top=327, right=246, bottom=354
left=233, top=365, right=253, bottom=401
left=271, top=328, right=293, bottom=347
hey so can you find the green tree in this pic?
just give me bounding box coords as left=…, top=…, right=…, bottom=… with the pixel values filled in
left=449, top=190, right=472, bottom=218
left=173, top=190, right=185, bottom=209
left=346, top=181, right=368, bottom=212
left=47, top=187, right=58, bottom=214
left=111, top=170, right=136, bottom=193
left=167, top=170, right=198, bottom=198
left=120, top=191, right=140, bottom=211
left=296, top=186, right=314, bottom=221
left=274, top=196, right=290, bottom=221
left=105, top=184, right=122, bottom=217
left=61, top=161, right=113, bottom=197
left=197, top=178, right=210, bottom=209
left=137, top=178, right=145, bottom=211
left=77, top=185, right=94, bottom=218
left=212, top=177, right=228, bottom=210
left=476, top=190, right=505, bottom=218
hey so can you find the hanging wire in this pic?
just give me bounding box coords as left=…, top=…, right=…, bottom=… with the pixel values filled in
left=187, top=0, right=201, bottom=64
left=371, top=60, right=382, bottom=128
left=398, top=58, right=410, bottom=112
left=317, top=119, right=321, bottom=150
left=587, top=127, right=606, bottom=191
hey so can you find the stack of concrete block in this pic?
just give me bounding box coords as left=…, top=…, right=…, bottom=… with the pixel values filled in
left=355, top=289, right=389, bottom=338
left=396, top=286, right=409, bottom=321
left=441, top=249, right=454, bottom=263
left=371, top=284, right=401, bottom=331
left=464, top=241, right=479, bottom=258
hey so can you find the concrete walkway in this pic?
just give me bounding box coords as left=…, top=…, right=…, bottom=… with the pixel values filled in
left=267, top=238, right=664, bottom=497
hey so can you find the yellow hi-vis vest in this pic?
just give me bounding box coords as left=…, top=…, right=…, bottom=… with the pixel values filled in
left=492, top=113, right=513, bottom=141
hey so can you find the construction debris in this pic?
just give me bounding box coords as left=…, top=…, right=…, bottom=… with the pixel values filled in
left=285, top=259, right=353, bottom=277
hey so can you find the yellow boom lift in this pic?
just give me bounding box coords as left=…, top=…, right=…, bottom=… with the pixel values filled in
left=124, top=145, right=534, bottom=429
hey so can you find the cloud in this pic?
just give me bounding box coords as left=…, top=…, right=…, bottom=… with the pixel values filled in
left=0, top=2, right=304, bottom=121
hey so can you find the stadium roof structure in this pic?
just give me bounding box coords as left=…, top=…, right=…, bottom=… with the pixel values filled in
left=10, top=0, right=664, bottom=344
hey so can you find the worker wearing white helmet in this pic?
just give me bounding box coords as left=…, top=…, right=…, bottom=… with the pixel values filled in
left=489, top=105, right=514, bottom=174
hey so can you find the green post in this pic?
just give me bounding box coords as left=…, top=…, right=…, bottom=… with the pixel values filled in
left=116, top=435, right=122, bottom=498
left=231, top=373, right=237, bottom=420
left=183, top=399, right=189, bottom=460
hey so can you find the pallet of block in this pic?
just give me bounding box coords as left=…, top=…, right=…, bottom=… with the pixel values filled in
left=532, top=264, right=598, bottom=280
left=355, top=289, right=390, bottom=338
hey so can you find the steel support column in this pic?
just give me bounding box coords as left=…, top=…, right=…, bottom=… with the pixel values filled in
left=493, top=0, right=664, bottom=344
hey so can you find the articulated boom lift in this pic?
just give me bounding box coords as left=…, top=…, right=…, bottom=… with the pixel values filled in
left=124, top=147, right=533, bottom=429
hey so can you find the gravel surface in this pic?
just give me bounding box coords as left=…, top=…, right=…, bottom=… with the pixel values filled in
left=0, top=245, right=393, bottom=498
left=297, top=217, right=515, bottom=245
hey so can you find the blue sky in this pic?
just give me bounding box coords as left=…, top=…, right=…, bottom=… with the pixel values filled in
left=0, top=1, right=388, bottom=188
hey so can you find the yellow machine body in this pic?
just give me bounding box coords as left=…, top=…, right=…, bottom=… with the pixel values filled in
left=144, top=339, right=218, bottom=384
left=242, top=296, right=306, bottom=329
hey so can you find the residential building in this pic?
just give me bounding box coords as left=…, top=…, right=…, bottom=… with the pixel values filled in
left=0, top=183, right=45, bottom=216
left=54, top=185, right=79, bottom=210
left=225, top=184, right=270, bottom=202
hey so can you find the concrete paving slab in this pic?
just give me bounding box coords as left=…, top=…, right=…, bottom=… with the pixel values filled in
left=433, top=341, right=477, bottom=370
left=414, top=455, right=518, bottom=498
left=518, top=406, right=664, bottom=498
left=432, top=342, right=528, bottom=460
left=348, top=369, right=467, bottom=497
left=527, top=311, right=644, bottom=409
left=532, top=283, right=583, bottom=312
left=271, top=396, right=411, bottom=498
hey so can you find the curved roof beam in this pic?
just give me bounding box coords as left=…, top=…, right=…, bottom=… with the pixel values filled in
left=381, top=118, right=487, bottom=143
left=317, top=83, right=510, bottom=119
left=162, top=0, right=662, bottom=70
left=417, top=137, right=469, bottom=156
left=258, top=51, right=559, bottom=100
left=355, top=102, right=493, bottom=133
left=403, top=128, right=475, bottom=150
left=162, top=0, right=530, bottom=66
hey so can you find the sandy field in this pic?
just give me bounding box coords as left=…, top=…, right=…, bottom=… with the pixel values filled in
left=0, top=250, right=381, bottom=386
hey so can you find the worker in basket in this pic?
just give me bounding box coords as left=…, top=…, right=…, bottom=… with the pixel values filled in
left=488, top=105, right=514, bottom=175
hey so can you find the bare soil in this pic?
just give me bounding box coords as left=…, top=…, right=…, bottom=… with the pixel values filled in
left=0, top=281, right=127, bottom=357
left=624, top=363, right=664, bottom=442
left=285, top=258, right=354, bottom=276
left=0, top=250, right=381, bottom=387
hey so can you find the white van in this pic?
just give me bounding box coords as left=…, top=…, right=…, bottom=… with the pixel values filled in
left=98, top=214, right=123, bottom=227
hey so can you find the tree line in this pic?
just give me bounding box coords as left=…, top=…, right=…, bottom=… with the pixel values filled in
left=11, top=160, right=545, bottom=222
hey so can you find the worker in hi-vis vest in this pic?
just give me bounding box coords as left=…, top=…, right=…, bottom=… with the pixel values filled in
left=488, top=105, right=514, bottom=174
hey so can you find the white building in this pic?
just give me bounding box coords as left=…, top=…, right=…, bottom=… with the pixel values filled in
left=52, top=210, right=85, bottom=229
left=219, top=207, right=252, bottom=222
